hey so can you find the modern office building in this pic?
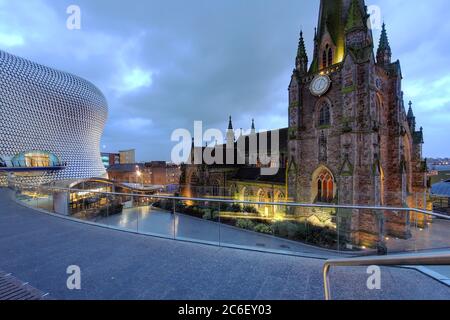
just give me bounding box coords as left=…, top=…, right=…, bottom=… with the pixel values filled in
left=0, top=49, right=108, bottom=186
left=119, top=149, right=136, bottom=164
left=101, top=152, right=120, bottom=168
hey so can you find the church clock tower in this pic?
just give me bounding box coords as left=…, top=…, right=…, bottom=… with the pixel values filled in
left=287, top=0, right=428, bottom=248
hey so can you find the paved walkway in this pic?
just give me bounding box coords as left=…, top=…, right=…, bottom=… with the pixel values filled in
left=1, top=189, right=450, bottom=300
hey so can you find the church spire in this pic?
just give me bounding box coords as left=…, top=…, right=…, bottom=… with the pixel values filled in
left=377, top=23, right=392, bottom=66
left=407, top=101, right=416, bottom=132
left=296, top=31, right=308, bottom=74
left=311, top=0, right=367, bottom=72
left=227, top=116, right=235, bottom=143
left=251, top=119, right=256, bottom=134
left=345, top=0, right=365, bottom=32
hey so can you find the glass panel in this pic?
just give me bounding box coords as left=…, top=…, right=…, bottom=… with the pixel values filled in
left=95, top=193, right=137, bottom=232
left=36, top=186, right=54, bottom=212
left=134, top=196, right=175, bottom=239
left=218, top=200, right=279, bottom=253
left=173, top=198, right=220, bottom=245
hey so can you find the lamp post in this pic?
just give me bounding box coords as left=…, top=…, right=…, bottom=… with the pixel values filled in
left=136, top=169, right=143, bottom=189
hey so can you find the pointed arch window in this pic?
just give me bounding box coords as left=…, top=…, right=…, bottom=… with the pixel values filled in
left=327, top=47, right=333, bottom=67
left=257, top=189, right=266, bottom=210
left=317, top=171, right=334, bottom=203
left=322, top=44, right=333, bottom=69
left=212, top=180, right=220, bottom=197
left=318, top=102, right=331, bottom=126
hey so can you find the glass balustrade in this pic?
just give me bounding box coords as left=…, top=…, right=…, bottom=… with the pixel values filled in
left=11, top=183, right=450, bottom=257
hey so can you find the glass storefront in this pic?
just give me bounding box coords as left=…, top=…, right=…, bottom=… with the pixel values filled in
left=11, top=151, right=60, bottom=167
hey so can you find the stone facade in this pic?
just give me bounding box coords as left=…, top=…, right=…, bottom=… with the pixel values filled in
left=181, top=128, right=288, bottom=217
left=182, top=0, right=429, bottom=248
left=287, top=0, right=428, bottom=246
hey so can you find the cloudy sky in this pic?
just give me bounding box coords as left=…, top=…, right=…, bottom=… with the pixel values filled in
left=0, top=0, right=449, bottom=160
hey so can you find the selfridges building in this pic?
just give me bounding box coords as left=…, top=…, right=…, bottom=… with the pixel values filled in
left=0, top=50, right=108, bottom=186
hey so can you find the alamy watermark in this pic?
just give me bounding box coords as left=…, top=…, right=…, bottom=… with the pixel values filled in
left=367, top=265, right=381, bottom=290
left=171, top=121, right=280, bottom=176
left=66, top=265, right=81, bottom=290
left=66, top=5, right=81, bottom=30
left=367, top=5, right=382, bottom=31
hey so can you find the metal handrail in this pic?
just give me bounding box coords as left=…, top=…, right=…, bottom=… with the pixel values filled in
left=323, top=251, right=450, bottom=300
left=12, top=183, right=450, bottom=220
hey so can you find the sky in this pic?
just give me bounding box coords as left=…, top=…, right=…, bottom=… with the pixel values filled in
left=0, top=0, right=449, bottom=161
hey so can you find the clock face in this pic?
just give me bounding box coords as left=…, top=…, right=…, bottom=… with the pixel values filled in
left=310, top=75, right=331, bottom=97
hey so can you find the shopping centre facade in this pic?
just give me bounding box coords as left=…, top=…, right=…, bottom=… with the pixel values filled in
left=0, top=50, right=108, bottom=186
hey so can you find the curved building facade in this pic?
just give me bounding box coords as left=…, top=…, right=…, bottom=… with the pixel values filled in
left=0, top=50, right=108, bottom=185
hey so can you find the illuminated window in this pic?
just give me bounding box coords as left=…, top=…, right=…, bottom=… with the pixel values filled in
left=317, top=171, right=334, bottom=203
left=322, top=44, right=333, bottom=69
left=25, top=152, right=50, bottom=167
left=258, top=189, right=266, bottom=209
left=11, top=151, right=60, bottom=167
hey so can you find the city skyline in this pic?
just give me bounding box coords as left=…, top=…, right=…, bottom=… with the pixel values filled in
left=1, top=0, right=449, bottom=161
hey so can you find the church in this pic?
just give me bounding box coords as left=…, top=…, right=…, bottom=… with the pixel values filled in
left=181, top=0, right=429, bottom=247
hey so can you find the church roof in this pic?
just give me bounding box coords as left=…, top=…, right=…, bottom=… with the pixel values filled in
left=188, top=128, right=288, bottom=168
left=432, top=180, right=450, bottom=197
left=230, top=167, right=286, bottom=184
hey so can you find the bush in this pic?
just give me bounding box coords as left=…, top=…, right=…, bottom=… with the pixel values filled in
left=271, top=221, right=299, bottom=239
left=254, top=224, right=272, bottom=234
left=228, top=204, right=242, bottom=212
left=235, top=219, right=255, bottom=230
left=202, top=209, right=212, bottom=220
left=243, top=206, right=259, bottom=214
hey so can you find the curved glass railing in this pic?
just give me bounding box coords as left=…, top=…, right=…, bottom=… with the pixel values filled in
left=11, top=182, right=450, bottom=258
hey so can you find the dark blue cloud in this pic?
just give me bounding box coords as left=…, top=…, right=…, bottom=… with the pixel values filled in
left=0, top=0, right=448, bottom=160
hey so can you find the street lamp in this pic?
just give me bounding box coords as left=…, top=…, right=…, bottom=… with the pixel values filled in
left=136, top=170, right=143, bottom=188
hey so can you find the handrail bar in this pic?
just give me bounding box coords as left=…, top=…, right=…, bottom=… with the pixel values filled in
left=323, top=251, right=450, bottom=300
left=12, top=183, right=450, bottom=220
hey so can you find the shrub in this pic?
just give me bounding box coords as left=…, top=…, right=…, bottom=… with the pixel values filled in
left=202, top=209, right=212, bottom=220
left=228, top=204, right=242, bottom=212
left=271, top=221, right=299, bottom=239
left=254, top=224, right=272, bottom=234
left=243, top=206, right=259, bottom=214
left=235, top=219, right=255, bottom=230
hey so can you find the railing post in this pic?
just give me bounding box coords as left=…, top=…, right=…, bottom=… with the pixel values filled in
left=336, top=213, right=340, bottom=252
left=218, top=202, right=221, bottom=247
left=172, top=198, right=176, bottom=240
left=323, top=263, right=331, bottom=301
left=106, top=194, right=109, bottom=218
left=136, top=195, right=139, bottom=233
